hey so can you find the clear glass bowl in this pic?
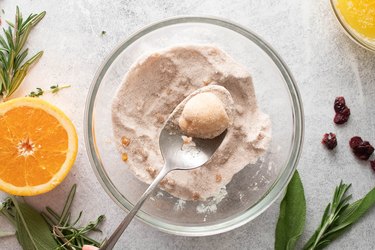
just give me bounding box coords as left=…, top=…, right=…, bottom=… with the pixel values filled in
left=330, top=0, right=375, bottom=52
left=84, top=16, right=304, bottom=236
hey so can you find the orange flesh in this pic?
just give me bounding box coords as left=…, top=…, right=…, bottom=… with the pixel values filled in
left=336, top=0, right=375, bottom=39
left=0, top=106, right=68, bottom=187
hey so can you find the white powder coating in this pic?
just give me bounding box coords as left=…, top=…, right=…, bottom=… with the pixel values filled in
left=179, top=91, right=231, bottom=139
left=112, top=45, right=271, bottom=200
left=196, top=188, right=228, bottom=214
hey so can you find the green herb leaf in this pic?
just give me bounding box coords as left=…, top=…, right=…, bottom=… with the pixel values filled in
left=59, top=184, right=76, bottom=225
left=275, top=170, right=306, bottom=250
left=50, top=84, right=71, bottom=94
left=0, top=205, right=15, bottom=238
left=10, top=197, right=59, bottom=250
left=28, top=84, right=70, bottom=97
left=338, top=186, right=375, bottom=226
left=1, top=198, right=17, bottom=226
left=28, top=87, right=43, bottom=97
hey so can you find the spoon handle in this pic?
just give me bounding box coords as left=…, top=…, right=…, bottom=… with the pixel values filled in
left=99, top=167, right=169, bottom=250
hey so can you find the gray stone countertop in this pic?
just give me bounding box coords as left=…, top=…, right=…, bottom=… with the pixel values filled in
left=1, top=0, right=375, bottom=249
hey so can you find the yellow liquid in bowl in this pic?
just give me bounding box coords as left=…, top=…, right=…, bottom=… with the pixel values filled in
left=336, top=0, right=375, bottom=40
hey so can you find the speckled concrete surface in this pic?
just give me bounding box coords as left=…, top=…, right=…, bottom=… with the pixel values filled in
left=1, top=0, right=375, bottom=249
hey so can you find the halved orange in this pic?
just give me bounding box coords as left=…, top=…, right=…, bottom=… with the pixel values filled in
left=0, top=97, right=78, bottom=196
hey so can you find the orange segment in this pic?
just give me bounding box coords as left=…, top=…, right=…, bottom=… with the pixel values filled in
left=0, top=97, right=78, bottom=196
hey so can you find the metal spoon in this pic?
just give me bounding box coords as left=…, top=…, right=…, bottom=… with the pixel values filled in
left=100, top=127, right=226, bottom=249
left=100, top=86, right=231, bottom=250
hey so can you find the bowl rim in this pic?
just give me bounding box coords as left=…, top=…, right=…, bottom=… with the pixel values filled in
left=84, top=15, right=304, bottom=236
left=330, top=0, right=375, bottom=52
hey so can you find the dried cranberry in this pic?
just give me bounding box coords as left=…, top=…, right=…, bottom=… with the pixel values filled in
left=322, top=133, right=337, bottom=150
left=333, top=96, right=350, bottom=124
left=349, top=136, right=374, bottom=160
left=349, top=136, right=363, bottom=149
left=371, top=160, right=375, bottom=172
left=353, top=143, right=374, bottom=160
left=334, top=96, right=346, bottom=113
left=334, top=113, right=350, bottom=124
left=342, top=108, right=350, bottom=116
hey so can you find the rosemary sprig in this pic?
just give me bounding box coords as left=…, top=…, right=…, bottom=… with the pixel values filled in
left=303, top=182, right=351, bottom=249
left=28, top=84, right=71, bottom=97
left=303, top=182, right=375, bottom=250
left=0, top=6, right=45, bottom=100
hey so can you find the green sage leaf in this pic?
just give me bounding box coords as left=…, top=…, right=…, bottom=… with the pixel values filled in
left=11, top=197, right=59, bottom=250
left=275, top=170, right=306, bottom=250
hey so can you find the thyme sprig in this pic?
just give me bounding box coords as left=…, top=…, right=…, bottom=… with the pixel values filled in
left=28, top=84, right=71, bottom=97
left=0, top=6, right=45, bottom=100
left=41, top=184, right=105, bottom=249
left=51, top=84, right=70, bottom=93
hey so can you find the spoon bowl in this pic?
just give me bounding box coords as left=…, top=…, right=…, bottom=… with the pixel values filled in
left=159, top=121, right=228, bottom=171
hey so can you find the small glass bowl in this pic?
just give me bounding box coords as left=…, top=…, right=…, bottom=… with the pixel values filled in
left=84, top=16, right=304, bottom=236
left=330, top=0, right=375, bottom=52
